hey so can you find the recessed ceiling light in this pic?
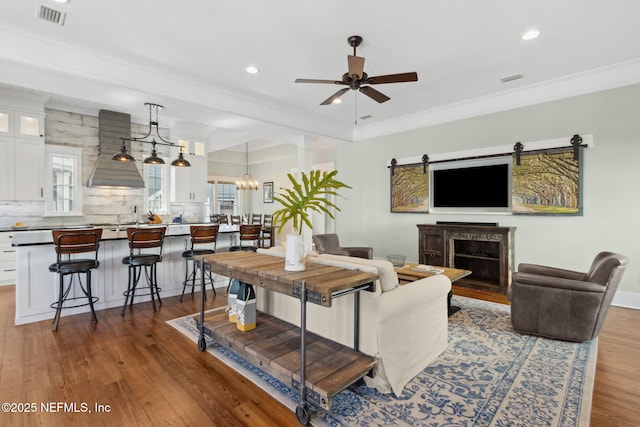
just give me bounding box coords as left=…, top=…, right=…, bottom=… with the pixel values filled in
left=51, top=0, right=70, bottom=3
left=521, top=29, right=540, bottom=41
left=245, top=65, right=260, bottom=74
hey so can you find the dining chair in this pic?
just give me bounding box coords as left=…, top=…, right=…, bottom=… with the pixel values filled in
left=260, top=214, right=274, bottom=248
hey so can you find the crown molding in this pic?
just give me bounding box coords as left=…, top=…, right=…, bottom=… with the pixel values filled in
left=0, top=26, right=353, bottom=143
left=353, top=58, right=640, bottom=141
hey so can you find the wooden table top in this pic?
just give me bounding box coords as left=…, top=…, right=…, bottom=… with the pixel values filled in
left=394, top=263, right=472, bottom=283
left=200, top=251, right=379, bottom=307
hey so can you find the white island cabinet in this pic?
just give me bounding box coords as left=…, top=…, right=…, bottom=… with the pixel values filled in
left=12, top=224, right=239, bottom=325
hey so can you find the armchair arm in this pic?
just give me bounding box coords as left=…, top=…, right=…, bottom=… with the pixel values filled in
left=513, top=272, right=605, bottom=293
left=518, top=263, right=586, bottom=281
left=343, top=246, right=373, bottom=259
left=321, top=249, right=351, bottom=256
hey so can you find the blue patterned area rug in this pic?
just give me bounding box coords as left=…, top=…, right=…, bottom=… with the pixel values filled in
left=167, top=296, right=596, bottom=426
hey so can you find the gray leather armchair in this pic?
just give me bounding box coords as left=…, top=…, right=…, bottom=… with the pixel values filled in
left=508, top=251, right=627, bottom=342
left=312, top=233, right=373, bottom=259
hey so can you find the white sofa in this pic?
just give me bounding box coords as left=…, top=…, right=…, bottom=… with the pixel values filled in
left=255, top=247, right=452, bottom=396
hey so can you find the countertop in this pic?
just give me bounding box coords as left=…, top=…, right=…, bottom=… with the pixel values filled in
left=9, top=223, right=240, bottom=247
left=0, top=221, right=218, bottom=233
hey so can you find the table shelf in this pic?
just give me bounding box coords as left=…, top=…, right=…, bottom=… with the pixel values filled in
left=201, top=310, right=376, bottom=410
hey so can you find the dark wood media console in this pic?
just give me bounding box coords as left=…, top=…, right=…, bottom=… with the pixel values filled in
left=417, top=223, right=515, bottom=293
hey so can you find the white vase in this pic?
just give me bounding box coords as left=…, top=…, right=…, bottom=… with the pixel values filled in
left=285, top=234, right=308, bottom=271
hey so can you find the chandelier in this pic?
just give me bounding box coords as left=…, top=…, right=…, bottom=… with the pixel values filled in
left=112, top=103, right=191, bottom=167
left=235, top=142, right=259, bottom=191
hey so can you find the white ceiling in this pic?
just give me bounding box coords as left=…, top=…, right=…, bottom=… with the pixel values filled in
left=1, top=0, right=640, bottom=152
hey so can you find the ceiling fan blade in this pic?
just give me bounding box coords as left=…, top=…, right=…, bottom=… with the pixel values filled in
left=320, top=88, right=350, bottom=105
left=359, top=86, right=390, bottom=103
left=295, top=78, right=344, bottom=85
left=365, top=72, right=418, bottom=84
left=348, top=55, right=365, bottom=79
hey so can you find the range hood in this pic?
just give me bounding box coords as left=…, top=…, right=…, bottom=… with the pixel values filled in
left=88, top=110, right=145, bottom=188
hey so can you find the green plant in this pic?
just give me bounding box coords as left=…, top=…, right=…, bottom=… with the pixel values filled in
left=272, top=170, right=351, bottom=235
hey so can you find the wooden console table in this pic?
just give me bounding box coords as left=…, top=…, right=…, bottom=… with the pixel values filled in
left=417, top=224, right=515, bottom=293
left=197, top=252, right=378, bottom=425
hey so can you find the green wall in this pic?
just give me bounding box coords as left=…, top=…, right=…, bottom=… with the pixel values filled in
left=334, top=83, right=640, bottom=301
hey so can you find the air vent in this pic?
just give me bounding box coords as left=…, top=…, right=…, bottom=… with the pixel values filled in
left=37, top=4, right=67, bottom=26
left=500, top=74, right=523, bottom=83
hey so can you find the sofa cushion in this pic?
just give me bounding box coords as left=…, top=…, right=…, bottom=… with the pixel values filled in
left=318, top=254, right=398, bottom=292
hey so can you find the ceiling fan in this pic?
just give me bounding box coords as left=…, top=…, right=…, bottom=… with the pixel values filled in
left=295, top=35, right=418, bottom=105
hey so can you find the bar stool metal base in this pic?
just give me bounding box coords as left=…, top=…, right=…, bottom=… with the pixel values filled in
left=121, top=261, right=162, bottom=315
left=181, top=253, right=217, bottom=302
left=49, top=270, right=98, bottom=331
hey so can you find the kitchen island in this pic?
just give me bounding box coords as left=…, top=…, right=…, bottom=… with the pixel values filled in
left=11, top=224, right=238, bottom=325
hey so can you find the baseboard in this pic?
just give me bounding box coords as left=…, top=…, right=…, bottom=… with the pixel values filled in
left=612, top=291, right=640, bottom=310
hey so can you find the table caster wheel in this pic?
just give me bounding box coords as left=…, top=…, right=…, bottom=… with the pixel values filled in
left=198, top=337, right=207, bottom=352
left=296, top=404, right=310, bottom=425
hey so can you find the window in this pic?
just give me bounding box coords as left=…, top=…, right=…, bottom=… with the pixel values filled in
left=44, top=145, right=83, bottom=216
left=145, top=163, right=167, bottom=213
left=203, top=181, right=238, bottom=220
left=217, top=182, right=237, bottom=216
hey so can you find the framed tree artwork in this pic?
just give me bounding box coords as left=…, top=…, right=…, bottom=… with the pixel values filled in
left=512, top=147, right=582, bottom=215
left=390, top=164, right=429, bottom=213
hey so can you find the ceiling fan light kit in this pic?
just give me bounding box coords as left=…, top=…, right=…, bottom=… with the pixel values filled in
left=295, top=35, right=418, bottom=106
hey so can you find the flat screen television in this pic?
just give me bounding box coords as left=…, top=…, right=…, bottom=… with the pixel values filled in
left=432, top=162, right=510, bottom=209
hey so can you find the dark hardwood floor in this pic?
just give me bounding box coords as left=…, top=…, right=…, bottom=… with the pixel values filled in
left=0, top=284, right=638, bottom=426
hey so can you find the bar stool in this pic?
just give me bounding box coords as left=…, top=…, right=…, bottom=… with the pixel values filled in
left=121, top=227, right=166, bottom=316
left=49, top=228, right=103, bottom=331
left=181, top=225, right=218, bottom=302
left=227, top=224, right=262, bottom=292
left=251, top=213, right=262, bottom=225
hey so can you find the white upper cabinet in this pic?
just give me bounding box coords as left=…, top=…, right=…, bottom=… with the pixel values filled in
left=170, top=139, right=207, bottom=203
left=0, top=106, right=45, bottom=201
left=0, top=138, right=15, bottom=200
left=14, top=138, right=45, bottom=201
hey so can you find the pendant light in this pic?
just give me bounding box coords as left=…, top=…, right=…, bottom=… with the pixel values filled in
left=143, top=140, right=165, bottom=164
left=112, top=103, right=190, bottom=167
left=235, top=142, right=259, bottom=190
left=170, top=146, right=191, bottom=167
left=112, top=140, right=135, bottom=162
